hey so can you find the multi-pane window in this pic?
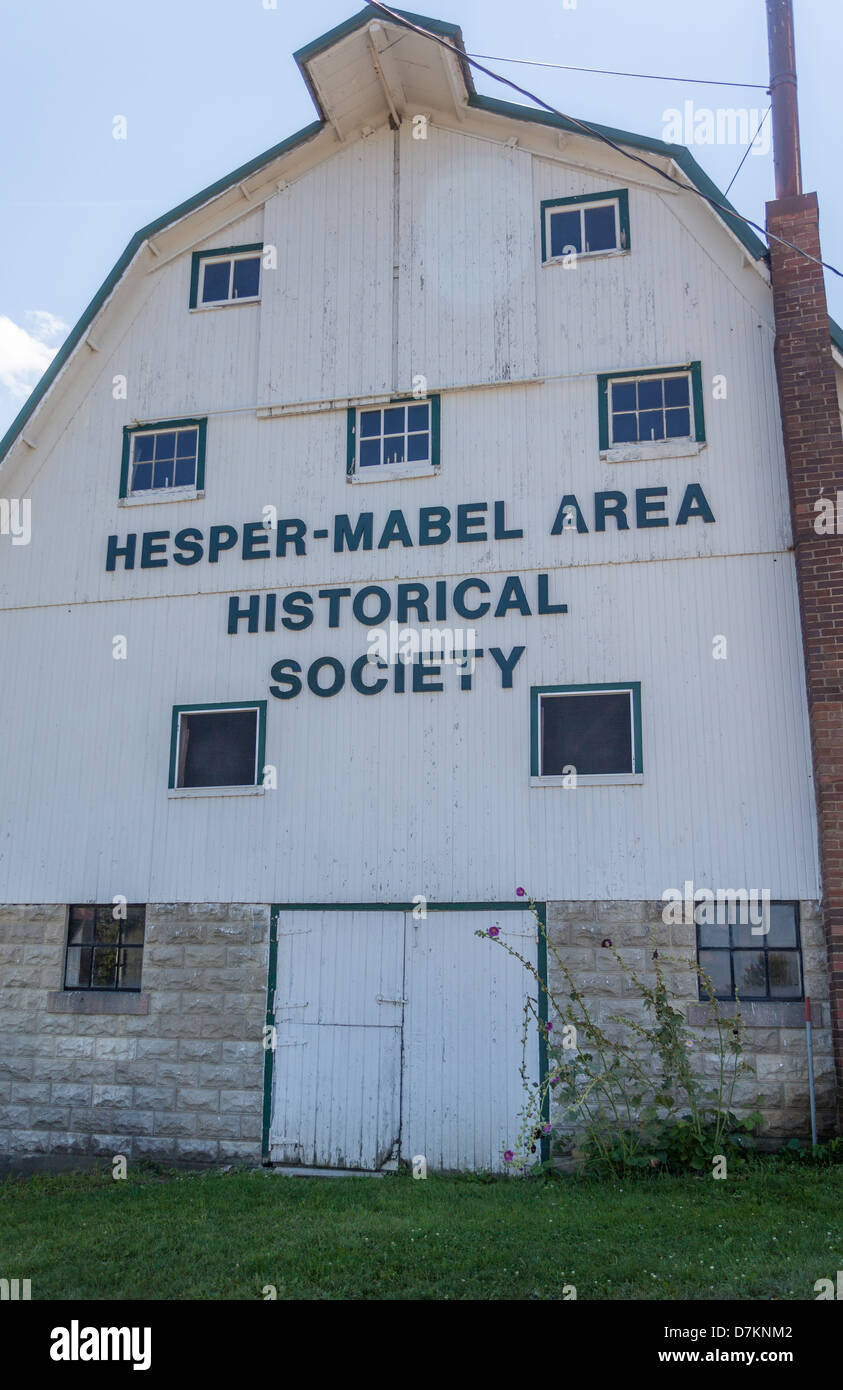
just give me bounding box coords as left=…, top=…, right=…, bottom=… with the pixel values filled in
left=169, top=702, right=266, bottom=790
left=598, top=364, right=705, bottom=451
left=125, top=423, right=202, bottom=495
left=64, top=904, right=145, bottom=991
left=349, top=398, right=439, bottom=476
left=697, top=903, right=803, bottom=1001
left=541, top=190, right=629, bottom=263
left=611, top=374, right=692, bottom=444
left=189, top=244, right=262, bottom=308
left=532, top=683, right=642, bottom=780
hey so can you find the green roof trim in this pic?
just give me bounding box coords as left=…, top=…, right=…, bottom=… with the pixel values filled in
left=467, top=93, right=768, bottom=261
left=0, top=118, right=324, bottom=468
left=5, top=5, right=839, bottom=475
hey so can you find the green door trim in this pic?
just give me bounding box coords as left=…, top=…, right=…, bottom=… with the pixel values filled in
left=261, top=901, right=549, bottom=1165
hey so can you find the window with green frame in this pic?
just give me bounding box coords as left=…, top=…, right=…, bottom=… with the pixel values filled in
left=120, top=418, right=207, bottom=499
left=347, top=396, right=440, bottom=478
left=189, top=243, right=263, bottom=308
left=541, top=189, right=630, bottom=263
left=168, top=702, right=267, bottom=790
left=530, top=683, right=643, bottom=781
left=598, top=363, right=705, bottom=450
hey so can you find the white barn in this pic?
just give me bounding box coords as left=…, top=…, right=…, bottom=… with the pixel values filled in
left=0, top=5, right=839, bottom=1172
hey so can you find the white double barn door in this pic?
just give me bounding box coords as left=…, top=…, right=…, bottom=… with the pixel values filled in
left=268, top=908, right=537, bottom=1172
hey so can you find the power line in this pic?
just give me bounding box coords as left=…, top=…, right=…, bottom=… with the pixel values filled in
left=467, top=54, right=769, bottom=90
left=724, top=106, right=771, bottom=198
left=365, top=0, right=842, bottom=280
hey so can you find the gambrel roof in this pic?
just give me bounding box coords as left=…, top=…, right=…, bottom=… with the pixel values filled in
left=2, top=2, right=840, bottom=468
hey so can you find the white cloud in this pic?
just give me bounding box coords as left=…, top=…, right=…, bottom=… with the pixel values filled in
left=0, top=309, right=69, bottom=399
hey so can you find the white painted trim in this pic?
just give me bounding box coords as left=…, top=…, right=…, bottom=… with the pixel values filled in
left=168, top=785, right=266, bottom=800
left=530, top=774, right=644, bottom=788
left=601, top=440, right=705, bottom=464
left=119, top=488, right=204, bottom=507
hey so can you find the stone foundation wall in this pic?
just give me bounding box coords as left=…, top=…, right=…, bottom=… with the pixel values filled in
left=0, top=904, right=269, bottom=1170
left=545, top=900, right=837, bottom=1143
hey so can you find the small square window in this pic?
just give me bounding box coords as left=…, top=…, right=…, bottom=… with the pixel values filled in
left=532, top=683, right=642, bottom=781
left=190, top=245, right=263, bottom=308
left=170, top=702, right=266, bottom=790
left=348, top=398, right=438, bottom=478
left=542, top=190, right=629, bottom=264
left=64, top=905, right=146, bottom=992
left=122, top=420, right=206, bottom=499
left=696, top=902, right=802, bottom=1001
left=599, top=365, right=705, bottom=451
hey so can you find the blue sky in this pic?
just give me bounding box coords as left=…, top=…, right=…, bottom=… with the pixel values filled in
left=1, top=0, right=840, bottom=436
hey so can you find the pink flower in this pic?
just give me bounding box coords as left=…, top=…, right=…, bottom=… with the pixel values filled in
left=546, top=1022, right=553, bottom=1031
left=503, top=1150, right=514, bottom=1162
left=488, top=925, right=500, bottom=938
left=516, top=887, right=526, bottom=897
left=543, top=1123, right=552, bottom=1134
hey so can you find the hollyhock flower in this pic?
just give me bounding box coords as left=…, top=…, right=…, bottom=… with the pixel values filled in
left=503, top=1150, right=514, bottom=1162
left=516, top=887, right=526, bottom=897
left=488, top=925, right=500, bottom=938
left=601, top=938, right=612, bottom=948
left=652, top=950, right=659, bottom=959
left=543, top=1123, right=552, bottom=1134
left=546, top=1022, right=553, bottom=1031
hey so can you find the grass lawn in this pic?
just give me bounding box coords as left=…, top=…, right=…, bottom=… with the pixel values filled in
left=1, top=1164, right=841, bottom=1300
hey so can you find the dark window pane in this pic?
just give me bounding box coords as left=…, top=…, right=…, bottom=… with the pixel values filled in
left=637, top=379, right=663, bottom=409
left=541, top=691, right=633, bottom=776
left=174, top=456, right=196, bottom=487
left=65, top=946, right=91, bottom=988
left=698, top=950, right=732, bottom=998
left=360, top=439, right=381, bottom=468
left=154, top=432, right=176, bottom=461
left=122, top=909, right=146, bottom=946
left=118, top=949, right=143, bottom=990
left=664, top=375, right=690, bottom=406
left=383, top=407, right=405, bottom=435
left=133, top=434, right=155, bottom=463
left=697, top=916, right=730, bottom=948
left=768, top=952, right=802, bottom=998
left=232, top=256, right=260, bottom=299
left=92, top=947, right=118, bottom=989
left=360, top=410, right=381, bottom=438
left=68, top=907, right=95, bottom=945
left=766, top=904, right=798, bottom=948
left=611, top=382, right=636, bottom=411
left=550, top=209, right=581, bottom=257
left=665, top=407, right=691, bottom=438
left=407, top=404, right=429, bottom=432
left=176, top=429, right=198, bottom=458
left=732, top=907, right=773, bottom=947
left=94, top=909, right=120, bottom=944
left=202, top=260, right=231, bottom=302
left=180, top=709, right=258, bottom=788
left=584, top=204, right=617, bottom=251
left=638, top=410, right=664, bottom=442
left=153, top=458, right=174, bottom=489
left=407, top=432, right=429, bottom=462
left=131, top=463, right=153, bottom=491
left=383, top=437, right=405, bottom=465
left=733, top=951, right=767, bottom=996
left=612, top=412, right=637, bottom=443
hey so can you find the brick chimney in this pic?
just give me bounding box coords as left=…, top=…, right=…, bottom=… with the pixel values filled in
left=765, top=0, right=843, bottom=1124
